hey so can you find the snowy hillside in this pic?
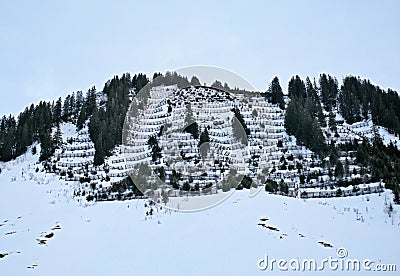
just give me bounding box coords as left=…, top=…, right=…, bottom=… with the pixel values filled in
left=14, top=82, right=396, bottom=212
left=0, top=149, right=399, bottom=275
left=1, top=72, right=400, bottom=275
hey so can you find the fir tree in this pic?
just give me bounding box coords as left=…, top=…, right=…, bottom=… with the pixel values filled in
left=76, top=105, right=86, bottom=130
left=182, top=181, right=190, bottom=191
left=147, top=135, right=162, bottom=162
left=190, top=76, right=201, bottom=86
left=198, top=128, right=210, bottom=159
left=211, top=80, right=223, bottom=89
left=394, top=188, right=400, bottom=204
left=53, top=124, right=63, bottom=148
left=39, top=129, right=54, bottom=161
left=53, top=97, right=62, bottom=125
left=1, top=116, right=16, bottom=161
left=284, top=94, right=328, bottom=157
left=288, top=75, right=306, bottom=98
left=198, top=128, right=210, bottom=147
left=334, top=160, right=344, bottom=179
left=183, top=103, right=199, bottom=139
left=62, top=95, right=71, bottom=121
left=268, top=76, right=285, bottom=109
left=94, top=134, right=105, bottom=166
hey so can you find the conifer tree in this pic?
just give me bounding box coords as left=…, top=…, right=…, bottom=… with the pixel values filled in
left=53, top=124, right=63, bottom=148
left=39, top=129, right=54, bottom=161
left=334, top=160, right=344, bottom=179
left=53, top=97, right=62, bottom=125
left=1, top=116, right=16, bottom=161
left=268, top=76, right=285, bottom=109
left=198, top=128, right=210, bottom=159
left=94, top=134, right=105, bottom=166
left=76, top=105, right=87, bottom=130
left=288, top=75, right=306, bottom=98
left=190, top=76, right=201, bottom=86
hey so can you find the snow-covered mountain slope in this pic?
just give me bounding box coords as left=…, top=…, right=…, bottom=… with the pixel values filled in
left=0, top=149, right=399, bottom=275
left=330, top=116, right=400, bottom=148
left=36, top=84, right=400, bottom=205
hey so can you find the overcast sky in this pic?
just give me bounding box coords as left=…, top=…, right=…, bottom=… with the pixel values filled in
left=1, top=0, right=399, bottom=115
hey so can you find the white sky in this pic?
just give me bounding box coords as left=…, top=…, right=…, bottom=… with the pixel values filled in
left=0, top=0, right=399, bottom=115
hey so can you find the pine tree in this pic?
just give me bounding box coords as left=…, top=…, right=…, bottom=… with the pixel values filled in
left=328, top=111, right=337, bottom=131
left=394, top=188, right=400, bottom=204
left=94, top=134, right=105, bottom=166
left=147, top=135, right=162, bottom=162
left=232, top=107, right=250, bottom=136
left=190, top=76, right=201, bottom=86
left=198, top=128, right=210, bottom=159
left=305, top=77, right=318, bottom=101
left=76, top=105, right=86, bottom=130
left=85, top=87, right=97, bottom=118
left=211, top=80, right=223, bottom=89
left=15, top=111, right=31, bottom=156
left=183, top=103, right=199, bottom=139
left=63, top=95, right=71, bottom=121
left=199, top=128, right=210, bottom=146
left=1, top=116, right=16, bottom=161
left=182, top=181, right=190, bottom=191
left=288, top=75, right=306, bottom=98
left=39, top=129, right=54, bottom=161
left=319, top=74, right=339, bottom=112
left=372, top=124, right=381, bottom=143
left=53, top=124, right=63, bottom=148
left=334, top=160, right=344, bottom=179
left=157, top=166, right=166, bottom=182
left=152, top=72, right=162, bottom=81
left=268, top=77, right=285, bottom=109
left=340, top=77, right=362, bottom=124
left=184, top=122, right=199, bottom=139
left=284, top=96, right=328, bottom=157
left=133, top=73, right=149, bottom=92
left=75, top=91, right=84, bottom=117
left=88, top=106, right=101, bottom=143
left=53, top=97, right=62, bottom=125
left=240, top=175, right=253, bottom=189
left=69, top=92, right=76, bottom=120
left=317, top=107, right=326, bottom=127
left=223, top=82, right=230, bottom=91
